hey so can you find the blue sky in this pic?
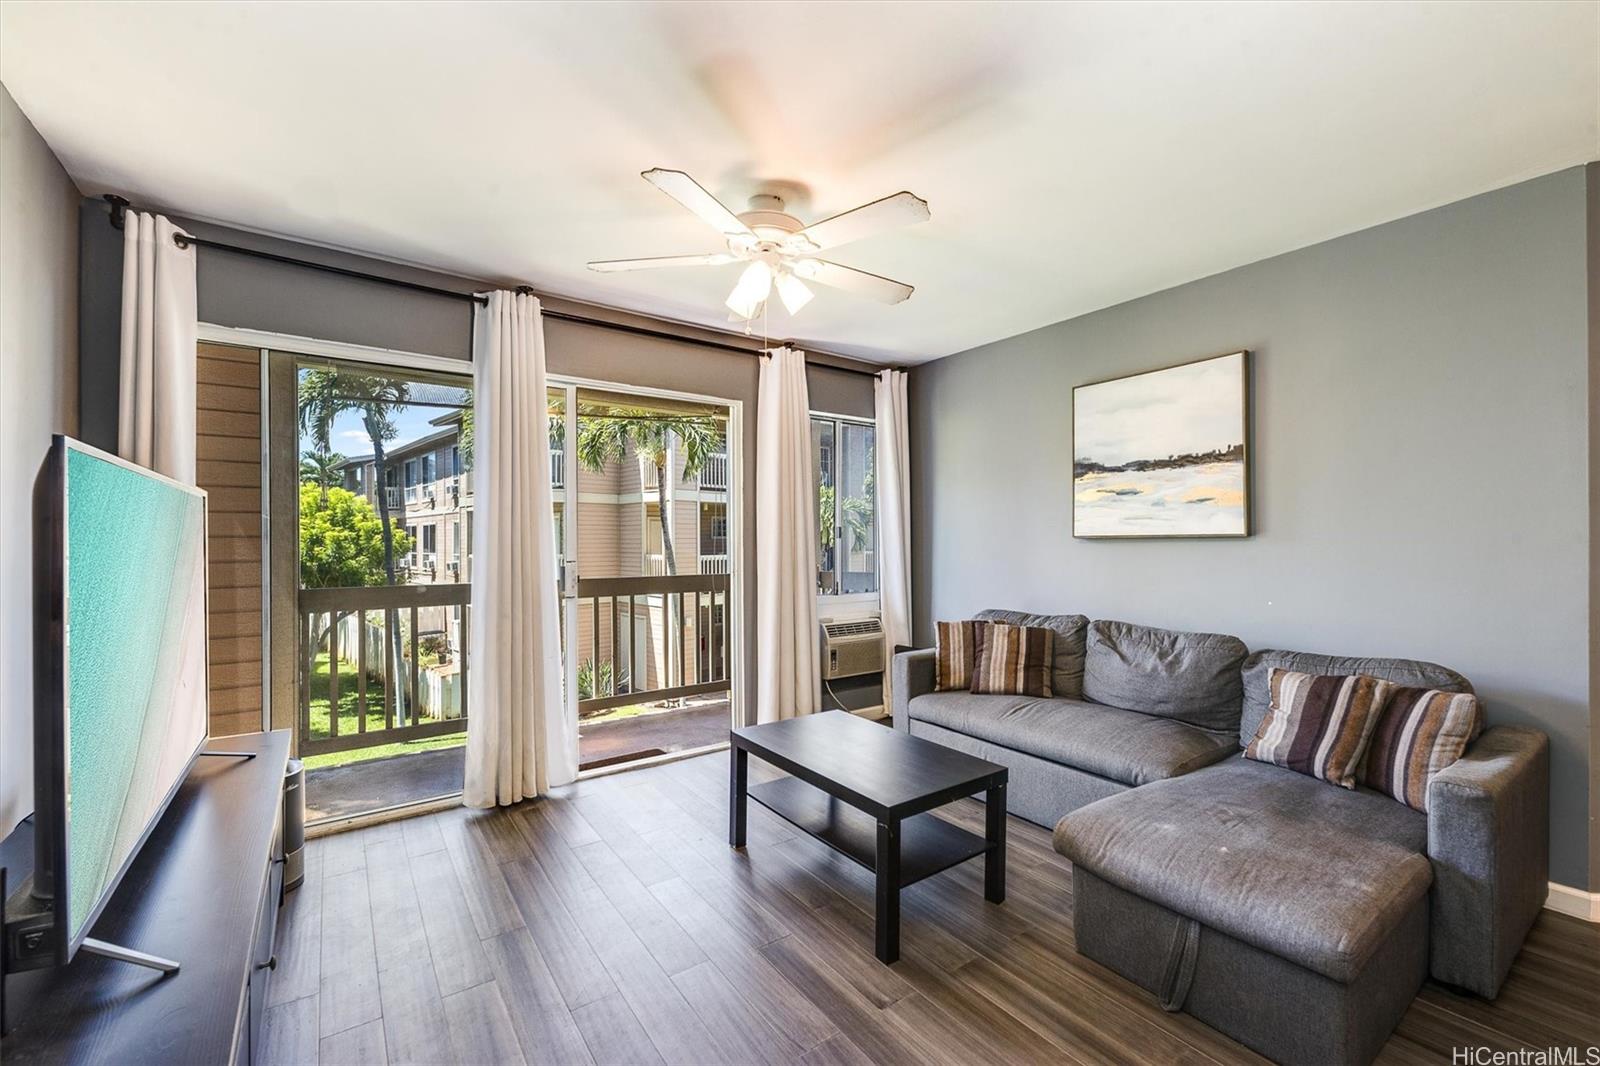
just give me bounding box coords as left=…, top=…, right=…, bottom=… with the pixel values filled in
left=302, top=405, right=447, bottom=460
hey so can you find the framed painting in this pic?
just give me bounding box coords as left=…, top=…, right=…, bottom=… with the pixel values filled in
left=1072, top=350, right=1251, bottom=538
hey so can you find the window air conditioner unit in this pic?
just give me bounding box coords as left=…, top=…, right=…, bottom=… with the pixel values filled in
left=819, top=617, right=884, bottom=680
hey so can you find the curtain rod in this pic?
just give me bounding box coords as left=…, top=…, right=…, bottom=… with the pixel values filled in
left=104, top=194, right=889, bottom=379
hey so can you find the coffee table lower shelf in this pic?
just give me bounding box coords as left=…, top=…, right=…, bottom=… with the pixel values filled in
left=748, top=776, right=989, bottom=888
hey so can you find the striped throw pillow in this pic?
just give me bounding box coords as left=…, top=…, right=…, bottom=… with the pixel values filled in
left=970, top=623, right=1054, bottom=698
left=934, top=620, right=987, bottom=691
left=1245, top=669, right=1393, bottom=789
left=1362, top=688, right=1483, bottom=812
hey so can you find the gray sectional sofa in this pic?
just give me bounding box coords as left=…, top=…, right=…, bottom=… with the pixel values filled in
left=891, top=611, right=1550, bottom=1066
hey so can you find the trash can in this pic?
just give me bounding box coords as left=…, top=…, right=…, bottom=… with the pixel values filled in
left=282, top=759, right=306, bottom=894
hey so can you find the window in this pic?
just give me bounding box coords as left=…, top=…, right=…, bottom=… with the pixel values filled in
left=404, top=459, right=419, bottom=487
left=420, top=524, right=437, bottom=554
left=811, top=415, right=876, bottom=596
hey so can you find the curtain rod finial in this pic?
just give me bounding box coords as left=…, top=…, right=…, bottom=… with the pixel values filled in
left=103, top=194, right=130, bottom=230
left=515, top=285, right=536, bottom=296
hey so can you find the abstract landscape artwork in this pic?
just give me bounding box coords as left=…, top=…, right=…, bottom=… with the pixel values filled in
left=1072, top=351, right=1250, bottom=538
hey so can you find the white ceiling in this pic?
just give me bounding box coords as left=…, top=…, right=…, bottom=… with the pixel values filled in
left=2, top=2, right=1595, bottom=364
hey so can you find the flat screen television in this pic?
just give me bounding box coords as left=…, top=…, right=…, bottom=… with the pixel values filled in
left=30, top=435, right=210, bottom=964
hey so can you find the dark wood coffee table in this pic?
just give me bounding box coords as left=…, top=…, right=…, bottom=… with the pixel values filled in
left=729, top=710, right=1008, bottom=964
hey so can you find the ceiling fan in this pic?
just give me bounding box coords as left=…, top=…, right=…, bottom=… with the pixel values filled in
left=588, top=169, right=929, bottom=319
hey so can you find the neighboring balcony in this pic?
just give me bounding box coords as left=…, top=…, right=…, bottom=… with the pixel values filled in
left=698, top=452, right=728, bottom=490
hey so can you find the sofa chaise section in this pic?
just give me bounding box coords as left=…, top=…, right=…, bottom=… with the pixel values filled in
left=1055, top=648, right=1551, bottom=1065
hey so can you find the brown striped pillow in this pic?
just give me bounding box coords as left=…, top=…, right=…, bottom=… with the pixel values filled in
left=1245, top=669, right=1393, bottom=788
left=1362, top=688, right=1483, bottom=811
left=934, top=620, right=987, bottom=691
left=970, top=623, right=1054, bottom=698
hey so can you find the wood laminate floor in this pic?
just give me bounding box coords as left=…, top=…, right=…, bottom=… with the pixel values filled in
left=263, top=751, right=1600, bottom=1066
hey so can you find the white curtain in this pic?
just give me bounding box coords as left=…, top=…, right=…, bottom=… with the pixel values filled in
left=755, top=346, right=820, bottom=722
left=118, top=211, right=197, bottom=482
left=464, top=290, right=576, bottom=806
left=875, top=369, right=912, bottom=712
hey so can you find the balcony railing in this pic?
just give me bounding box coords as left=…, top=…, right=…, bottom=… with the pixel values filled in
left=551, top=449, right=564, bottom=488
left=699, top=554, right=729, bottom=575
left=698, top=453, right=728, bottom=490
left=383, top=486, right=405, bottom=512
left=574, top=572, right=730, bottom=716
left=298, top=583, right=471, bottom=757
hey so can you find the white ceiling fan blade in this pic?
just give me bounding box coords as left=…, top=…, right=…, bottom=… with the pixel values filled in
left=587, top=253, right=735, bottom=272
left=795, top=191, right=929, bottom=251
left=773, top=272, right=814, bottom=315
left=642, top=168, right=755, bottom=238
left=803, top=260, right=915, bottom=304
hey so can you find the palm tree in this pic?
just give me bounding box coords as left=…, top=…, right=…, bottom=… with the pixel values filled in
left=298, top=368, right=413, bottom=722
left=298, top=369, right=410, bottom=585
left=575, top=408, right=722, bottom=576
left=299, top=449, right=346, bottom=502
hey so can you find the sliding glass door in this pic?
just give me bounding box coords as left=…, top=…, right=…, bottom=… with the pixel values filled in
left=551, top=381, right=739, bottom=771
left=281, top=354, right=474, bottom=823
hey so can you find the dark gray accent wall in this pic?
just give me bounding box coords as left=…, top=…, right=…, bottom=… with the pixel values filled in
left=909, top=168, right=1595, bottom=890
left=1, top=84, right=79, bottom=835
left=1589, top=161, right=1600, bottom=892
left=76, top=198, right=877, bottom=447
left=77, top=199, right=487, bottom=451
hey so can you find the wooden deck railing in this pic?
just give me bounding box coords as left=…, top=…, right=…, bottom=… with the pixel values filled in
left=576, top=572, right=730, bottom=715
left=299, top=583, right=471, bottom=757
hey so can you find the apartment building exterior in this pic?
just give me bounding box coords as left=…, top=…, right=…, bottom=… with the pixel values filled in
left=334, top=410, right=730, bottom=704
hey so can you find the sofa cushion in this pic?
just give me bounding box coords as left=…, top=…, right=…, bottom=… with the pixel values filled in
left=1244, top=669, right=1393, bottom=789
left=1055, top=756, right=1431, bottom=983
left=971, top=622, right=1054, bottom=697
left=1241, top=649, right=1473, bottom=749
left=934, top=619, right=985, bottom=691
left=1082, top=619, right=1247, bottom=733
left=906, top=691, right=1235, bottom=787
left=1363, top=688, right=1484, bottom=812
left=975, top=609, right=1089, bottom=698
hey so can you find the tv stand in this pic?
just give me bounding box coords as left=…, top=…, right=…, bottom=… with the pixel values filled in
left=78, top=937, right=179, bottom=974
left=1, top=731, right=288, bottom=1064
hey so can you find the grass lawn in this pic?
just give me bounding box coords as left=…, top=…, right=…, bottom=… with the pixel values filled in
left=303, top=652, right=465, bottom=771
left=580, top=703, right=651, bottom=724
left=301, top=734, right=464, bottom=771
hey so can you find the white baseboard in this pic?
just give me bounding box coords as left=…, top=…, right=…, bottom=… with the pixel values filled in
left=1544, top=881, right=1600, bottom=922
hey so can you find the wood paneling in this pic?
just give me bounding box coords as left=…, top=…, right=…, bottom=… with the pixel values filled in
left=198, top=342, right=264, bottom=737
left=263, top=753, right=1600, bottom=1066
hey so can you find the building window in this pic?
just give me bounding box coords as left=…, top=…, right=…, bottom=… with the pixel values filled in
left=811, top=415, right=876, bottom=596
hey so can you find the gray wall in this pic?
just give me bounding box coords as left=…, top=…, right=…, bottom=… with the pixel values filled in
left=77, top=199, right=488, bottom=452
left=0, top=84, right=79, bottom=835
left=909, top=167, right=1595, bottom=890
left=1589, top=161, right=1600, bottom=892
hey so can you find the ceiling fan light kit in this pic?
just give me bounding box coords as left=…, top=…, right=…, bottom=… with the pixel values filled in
left=588, top=168, right=928, bottom=320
